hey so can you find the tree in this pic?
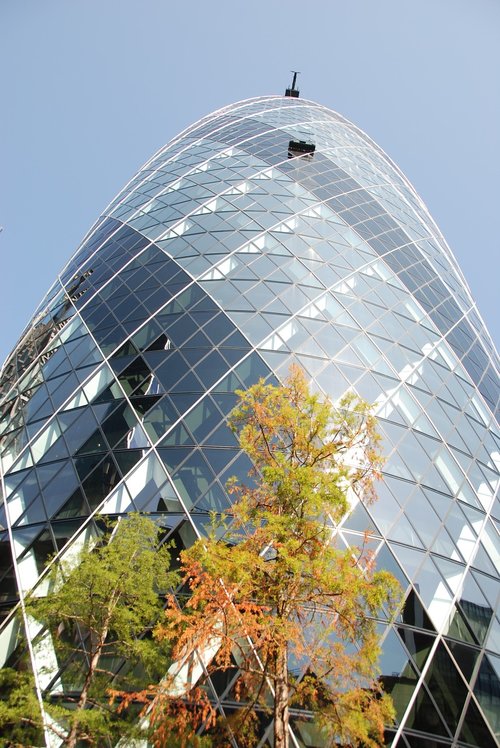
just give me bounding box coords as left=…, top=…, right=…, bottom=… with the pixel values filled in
left=0, top=667, right=44, bottom=747
left=151, top=366, right=401, bottom=747
left=23, top=513, right=178, bottom=748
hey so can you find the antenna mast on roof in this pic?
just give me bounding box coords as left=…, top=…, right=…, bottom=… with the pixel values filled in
left=285, top=71, right=300, bottom=98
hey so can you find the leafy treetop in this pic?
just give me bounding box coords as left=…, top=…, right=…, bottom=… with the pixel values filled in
left=144, top=367, right=400, bottom=748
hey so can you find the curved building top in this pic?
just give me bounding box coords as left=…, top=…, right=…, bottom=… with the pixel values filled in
left=24, top=95, right=498, bottom=417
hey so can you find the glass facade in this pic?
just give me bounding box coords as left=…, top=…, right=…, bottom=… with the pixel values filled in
left=0, top=95, right=498, bottom=747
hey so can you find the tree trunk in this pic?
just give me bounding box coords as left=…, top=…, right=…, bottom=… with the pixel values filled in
left=273, top=644, right=289, bottom=748
left=65, top=625, right=109, bottom=748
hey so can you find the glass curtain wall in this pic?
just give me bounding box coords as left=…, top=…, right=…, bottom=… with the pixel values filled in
left=0, top=95, right=498, bottom=747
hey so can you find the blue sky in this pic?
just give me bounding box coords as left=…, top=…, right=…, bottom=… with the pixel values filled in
left=1, top=0, right=499, bottom=365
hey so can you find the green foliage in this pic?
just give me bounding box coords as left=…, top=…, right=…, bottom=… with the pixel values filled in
left=21, top=513, right=178, bottom=747
left=0, top=667, right=44, bottom=747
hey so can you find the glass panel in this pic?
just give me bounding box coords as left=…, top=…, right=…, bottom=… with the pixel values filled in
left=184, top=398, right=223, bottom=443
left=379, top=627, right=420, bottom=721
left=142, top=397, right=179, bottom=442
left=457, top=572, right=494, bottom=646
left=82, top=456, right=121, bottom=510
left=31, top=420, right=61, bottom=464
left=446, top=640, right=479, bottom=683
left=54, top=488, right=90, bottom=520
left=5, top=471, right=40, bottom=525
left=403, top=683, right=450, bottom=737
left=40, top=462, right=79, bottom=519
left=193, top=481, right=230, bottom=513
left=171, top=451, right=215, bottom=510
left=398, top=628, right=435, bottom=672
left=424, top=641, right=468, bottom=734
left=401, top=590, right=435, bottom=632
left=472, top=655, right=500, bottom=740
left=459, top=696, right=498, bottom=748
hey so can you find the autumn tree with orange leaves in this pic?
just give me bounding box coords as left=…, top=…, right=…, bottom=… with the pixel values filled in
left=129, top=367, right=401, bottom=748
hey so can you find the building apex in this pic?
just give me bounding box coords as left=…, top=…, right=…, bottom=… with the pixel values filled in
left=285, top=71, right=300, bottom=98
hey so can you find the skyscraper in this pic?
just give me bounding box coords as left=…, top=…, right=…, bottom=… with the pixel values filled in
left=0, top=93, right=498, bottom=746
